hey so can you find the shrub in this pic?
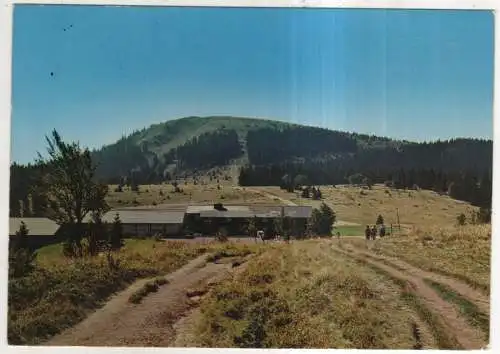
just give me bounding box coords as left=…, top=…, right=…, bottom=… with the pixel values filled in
left=457, top=213, right=466, bottom=226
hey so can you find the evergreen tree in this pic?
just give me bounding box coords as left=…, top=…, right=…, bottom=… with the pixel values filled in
left=310, top=203, right=336, bottom=236
left=109, top=213, right=124, bottom=250
left=9, top=221, right=36, bottom=278
left=376, top=214, right=384, bottom=225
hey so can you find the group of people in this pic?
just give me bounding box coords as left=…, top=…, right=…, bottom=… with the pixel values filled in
left=365, top=224, right=386, bottom=240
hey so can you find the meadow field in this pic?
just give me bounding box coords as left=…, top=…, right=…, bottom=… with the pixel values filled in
left=8, top=181, right=491, bottom=349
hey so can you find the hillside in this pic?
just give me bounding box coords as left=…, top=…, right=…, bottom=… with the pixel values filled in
left=89, top=115, right=491, bottom=180
left=10, top=116, right=492, bottom=217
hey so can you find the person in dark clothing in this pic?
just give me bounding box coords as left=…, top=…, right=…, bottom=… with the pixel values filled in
left=365, top=225, right=371, bottom=240
left=380, top=224, right=386, bottom=237
left=371, top=225, right=377, bottom=240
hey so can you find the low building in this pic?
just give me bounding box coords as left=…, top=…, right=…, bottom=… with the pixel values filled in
left=9, top=217, right=62, bottom=249
left=186, top=203, right=313, bottom=237
left=100, top=209, right=186, bottom=237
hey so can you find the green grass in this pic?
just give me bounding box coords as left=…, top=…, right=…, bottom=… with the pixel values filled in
left=423, top=279, right=489, bottom=339
left=334, top=225, right=365, bottom=236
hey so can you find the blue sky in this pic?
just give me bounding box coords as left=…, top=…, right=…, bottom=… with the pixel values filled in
left=11, top=6, right=494, bottom=164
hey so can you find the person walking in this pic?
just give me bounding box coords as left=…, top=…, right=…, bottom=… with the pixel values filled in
left=365, top=225, right=371, bottom=240
left=371, top=225, right=377, bottom=240
left=380, top=224, right=386, bottom=237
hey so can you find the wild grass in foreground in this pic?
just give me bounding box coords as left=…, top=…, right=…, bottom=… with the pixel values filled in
left=8, top=239, right=260, bottom=345
left=354, top=224, right=491, bottom=293
left=128, top=277, right=169, bottom=304
left=192, top=240, right=422, bottom=349
left=423, top=279, right=489, bottom=339
left=351, top=257, right=460, bottom=350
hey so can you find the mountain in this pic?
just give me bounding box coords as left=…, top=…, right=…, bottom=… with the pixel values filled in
left=10, top=116, right=493, bottom=217
left=90, top=115, right=492, bottom=182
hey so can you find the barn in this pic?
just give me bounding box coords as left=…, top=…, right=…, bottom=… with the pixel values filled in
left=9, top=217, right=62, bottom=249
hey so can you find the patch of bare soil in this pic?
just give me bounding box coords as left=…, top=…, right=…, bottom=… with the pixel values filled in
left=46, top=254, right=249, bottom=347
left=332, top=244, right=487, bottom=350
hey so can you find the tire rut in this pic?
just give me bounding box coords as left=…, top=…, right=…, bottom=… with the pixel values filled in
left=46, top=254, right=239, bottom=347
left=344, top=243, right=490, bottom=316
left=332, top=245, right=486, bottom=350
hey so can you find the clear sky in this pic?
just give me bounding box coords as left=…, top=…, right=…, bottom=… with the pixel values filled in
left=11, top=5, right=494, bottom=164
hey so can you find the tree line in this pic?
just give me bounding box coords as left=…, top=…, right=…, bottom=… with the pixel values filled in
left=238, top=162, right=492, bottom=211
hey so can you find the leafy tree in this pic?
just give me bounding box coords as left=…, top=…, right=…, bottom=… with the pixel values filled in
left=9, top=222, right=36, bottom=278
left=311, top=186, right=322, bottom=200
left=348, top=173, right=365, bottom=186
left=36, top=130, right=109, bottom=257
left=293, top=174, right=308, bottom=188
left=376, top=214, right=384, bottom=225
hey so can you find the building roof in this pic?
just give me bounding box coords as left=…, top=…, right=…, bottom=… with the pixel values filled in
left=199, top=210, right=254, bottom=219
left=83, top=210, right=185, bottom=224
left=251, top=205, right=312, bottom=218
left=9, top=218, right=60, bottom=236
left=186, top=205, right=251, bottom=214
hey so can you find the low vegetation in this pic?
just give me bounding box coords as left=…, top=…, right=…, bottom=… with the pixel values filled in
left=369, top=224, right=491, bottom=293
left=424, top=279, right=489, bottom=338
left=191, top=241, right=423, bottom=349
left=258, top=185, right=480, bottom=226
left=129, top=277, right=169, bottom=304
left=8, top=238, right=258, bottom=345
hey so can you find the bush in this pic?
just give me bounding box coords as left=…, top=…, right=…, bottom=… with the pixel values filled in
left=457, top=213, right=466, bottom=226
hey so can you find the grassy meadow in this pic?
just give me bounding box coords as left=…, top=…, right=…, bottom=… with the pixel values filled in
left=105, top=182, right=278, bottom=208
left=369, top=224, right=491, bottom=293
left=258, top=185, right=479, bottom=227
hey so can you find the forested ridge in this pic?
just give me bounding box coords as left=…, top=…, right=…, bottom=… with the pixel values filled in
left=10, top=116, right=492, bottom=217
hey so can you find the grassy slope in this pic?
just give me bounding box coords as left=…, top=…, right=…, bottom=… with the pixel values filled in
left=8, top=239, right=259, bottom=345
left=259, top=185, right=479, bottom=227
left=370, top=225, right=491, bottom=293
left=127, top=116, right=298, bottom=156
left=105, top=183, right=282, bottom=208
left=193, top=240, right=426, bottom=349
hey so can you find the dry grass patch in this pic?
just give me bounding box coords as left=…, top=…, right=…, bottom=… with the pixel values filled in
left=358, top=224, right=490, bottom=293
left=9, top=238, right=260, bottom=345
left=128, top=277, right=169, bottom=304
left=106, top=183, right=275, bottom=208
left=258, top=185, right=477, bottom=227
left=191, top=240, right=422, bottom=349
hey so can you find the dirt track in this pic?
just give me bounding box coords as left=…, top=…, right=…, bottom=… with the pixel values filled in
left=47, top=254, right=248, bottom=347
left=331, top=240, right=489, bottom=350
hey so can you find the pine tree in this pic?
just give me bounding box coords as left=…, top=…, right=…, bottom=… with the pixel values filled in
left=246, top=216, right=257, bottom=239
left=376, top=214, right=384, bottom=225
left=109, top=213, right=124, bottom=250
left=9, top=221, right=36, bottom=277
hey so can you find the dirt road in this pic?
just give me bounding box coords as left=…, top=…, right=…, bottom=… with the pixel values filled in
left=331, top=240, right=489, bottom=350
left=47, top=254, right=250, bottom=347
